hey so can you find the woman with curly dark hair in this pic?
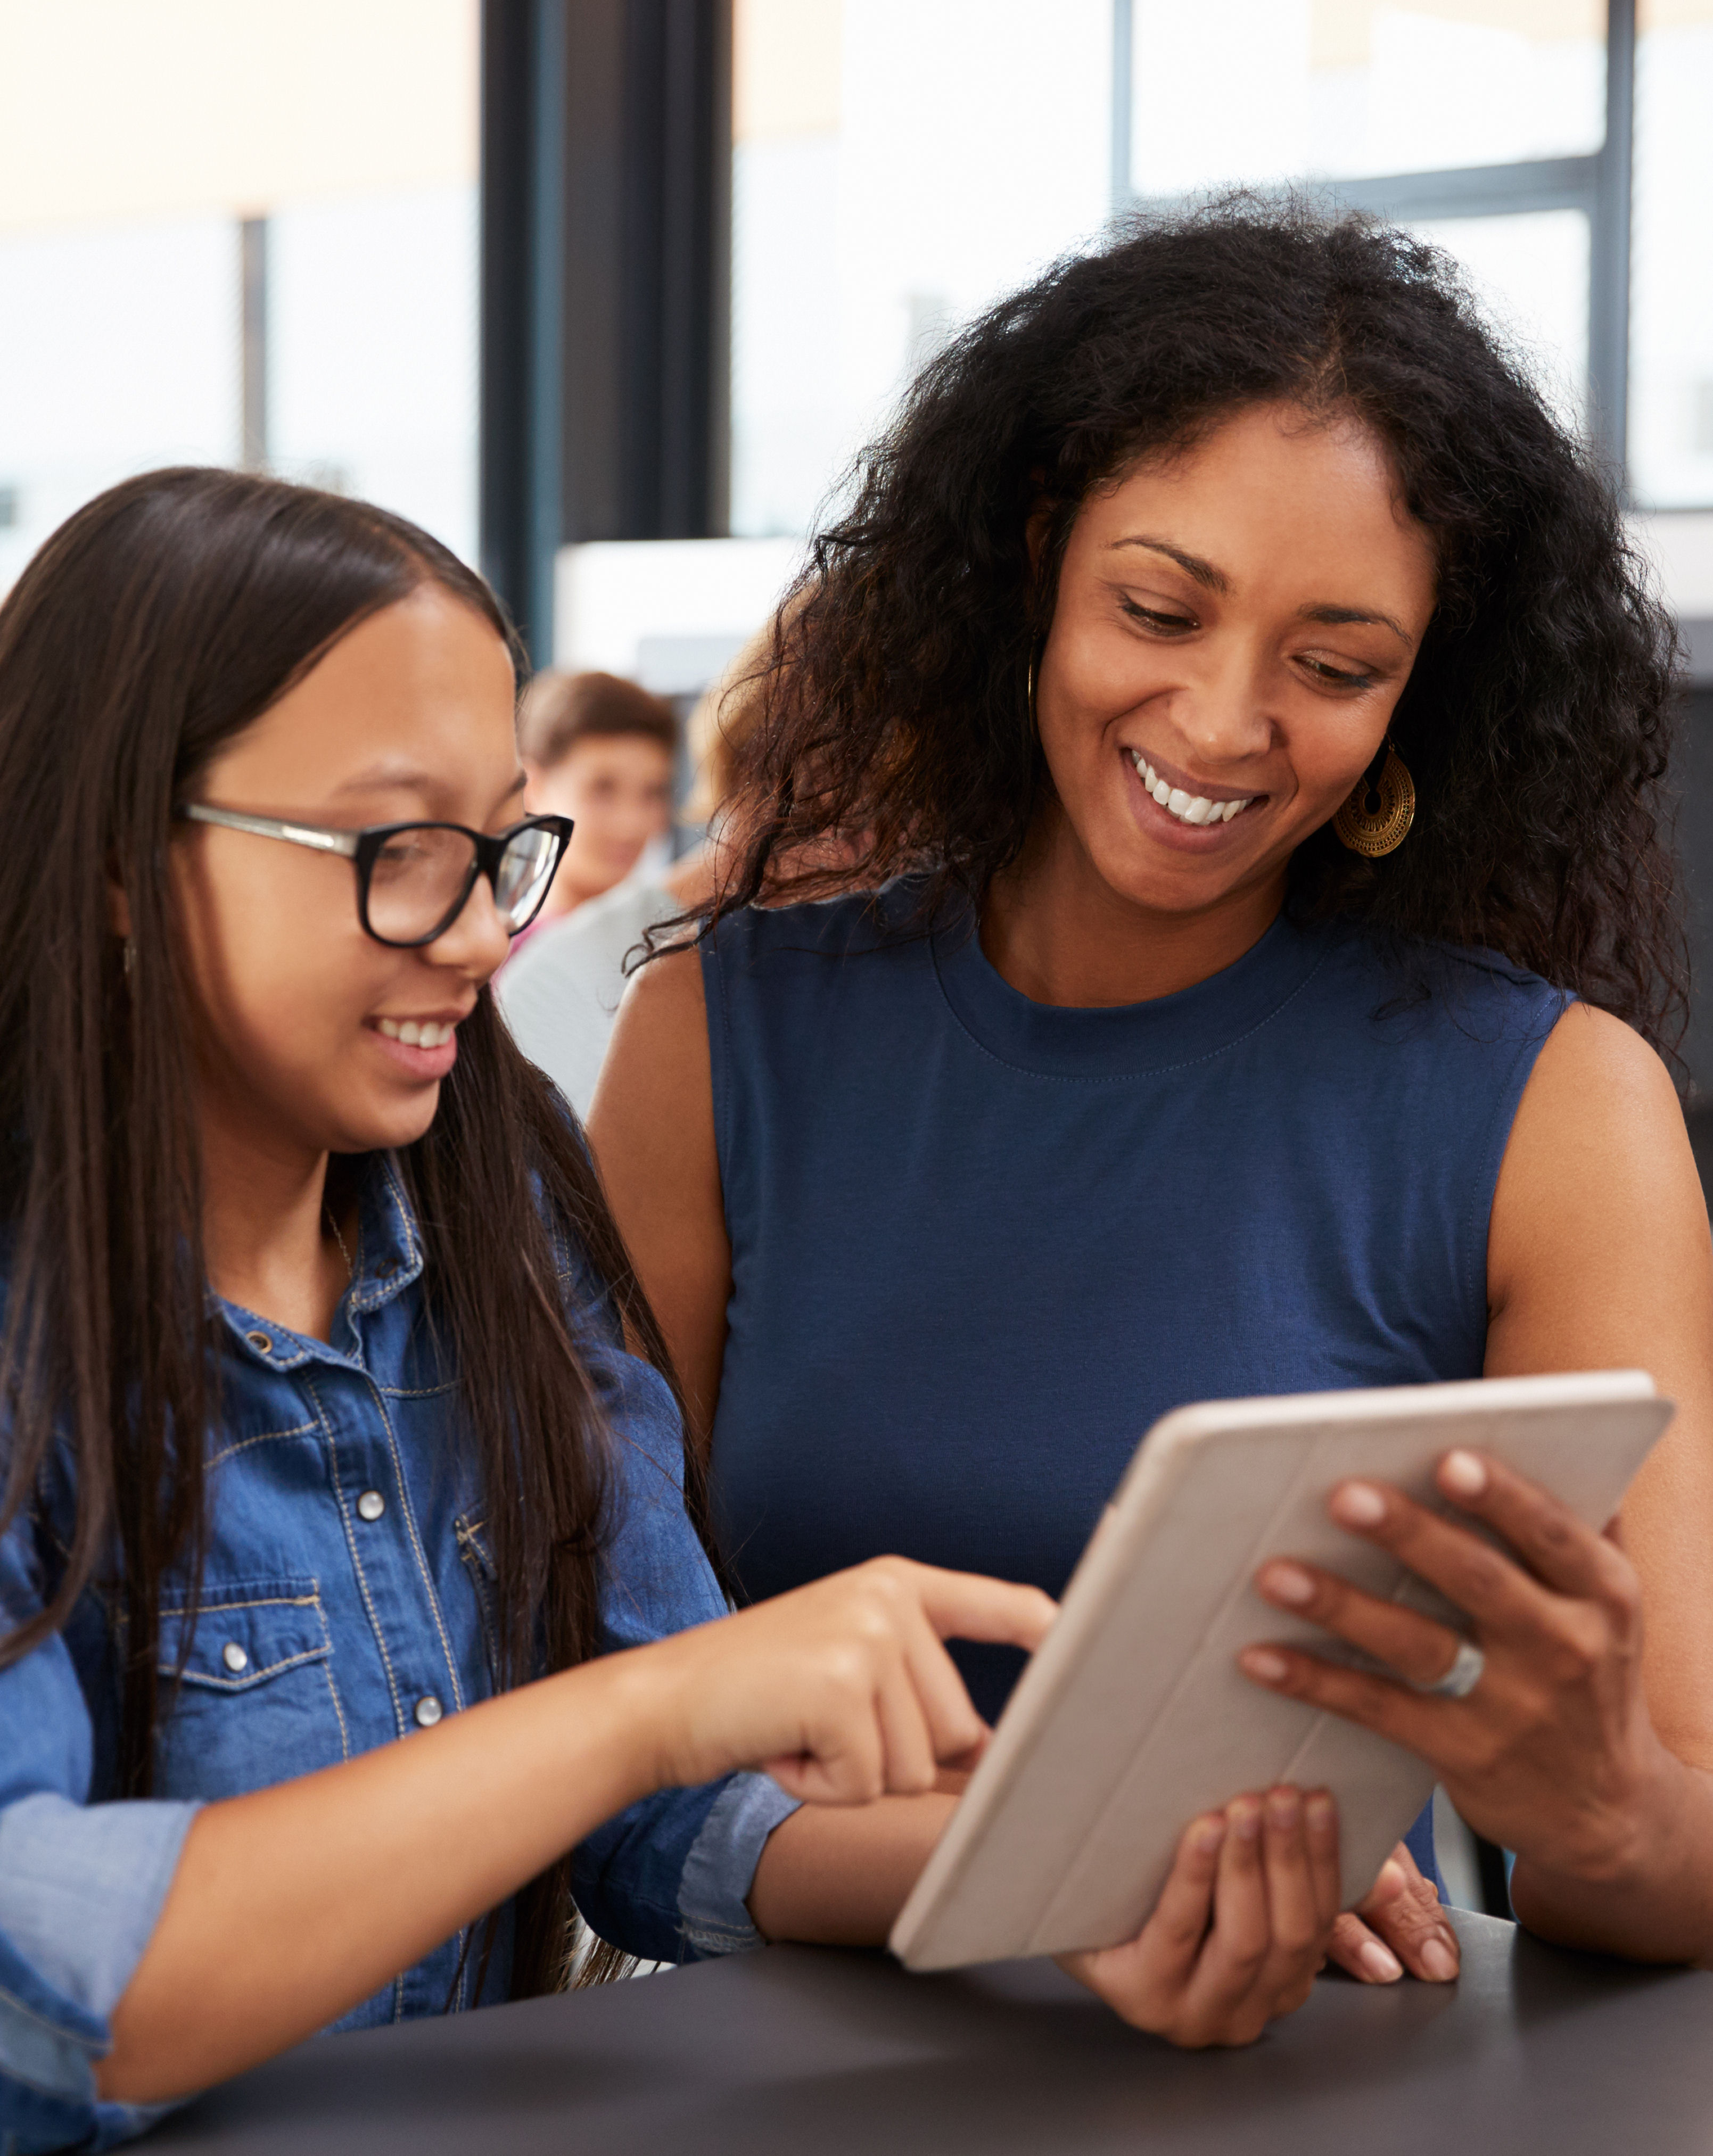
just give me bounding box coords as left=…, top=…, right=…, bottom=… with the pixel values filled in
left=592, top=202, right=1713, bottom=2041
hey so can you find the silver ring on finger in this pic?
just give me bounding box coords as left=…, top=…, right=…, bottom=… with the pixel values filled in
left=1410, top=1638, right=1485, bottom=1700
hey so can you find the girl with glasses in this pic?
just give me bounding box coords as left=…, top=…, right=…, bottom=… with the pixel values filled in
left=0, top=468, right=1060, bottom=2148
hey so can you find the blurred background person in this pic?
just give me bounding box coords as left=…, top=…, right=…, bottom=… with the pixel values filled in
left=500, top=629, right=771, bottom=1116
left=517, top=670, right=678, bottom=940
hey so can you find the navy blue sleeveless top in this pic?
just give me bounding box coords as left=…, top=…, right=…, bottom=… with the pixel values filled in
left=703, top=886, right=1566, bottom=1754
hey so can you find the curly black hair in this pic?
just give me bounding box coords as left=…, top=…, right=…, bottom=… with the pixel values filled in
left=707, top=198, right=1686, bottom=1060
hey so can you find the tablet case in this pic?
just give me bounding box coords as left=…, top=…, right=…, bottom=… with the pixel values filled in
left=891, top=1372, right=1671, bottom=1971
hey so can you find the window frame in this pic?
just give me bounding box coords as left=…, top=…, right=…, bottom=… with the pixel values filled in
left=1109, top=0, right=1637, bottom=486
left=479, top=0, right=731, bottom=665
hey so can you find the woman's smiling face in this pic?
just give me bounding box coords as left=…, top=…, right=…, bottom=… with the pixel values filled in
left=1033, top=400, right=1439, bottom=919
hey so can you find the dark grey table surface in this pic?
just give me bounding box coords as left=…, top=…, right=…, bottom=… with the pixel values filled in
left=147, top=1910, right=1713, bottom=2154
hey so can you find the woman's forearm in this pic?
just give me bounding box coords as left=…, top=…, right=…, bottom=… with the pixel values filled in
left=747, top=1791, right=956, bottom=1944
left=1509, top=1748, right=1713, bottom=1967
left=100, top=1653, right=666, bottom=2105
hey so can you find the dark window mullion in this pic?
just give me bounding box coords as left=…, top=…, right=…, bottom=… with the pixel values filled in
left=1590, top=0, right=1636, bottom=486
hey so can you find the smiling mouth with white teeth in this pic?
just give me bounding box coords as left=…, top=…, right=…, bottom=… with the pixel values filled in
left=376, top=1018, right=458, bottom=1048
left=1129, top=750, right=1256, bottom=827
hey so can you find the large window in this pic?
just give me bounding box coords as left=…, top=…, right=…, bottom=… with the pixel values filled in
left=726, top=2, right=1713, bottom=533
left=0, top=0, right=479, bottom=598
left=1116, top=2, right=1618, bottom=452
left=729, top=0, right=1113, bottom=537
left=1631, top=0, right=1713, bottom=507
left=1125, top=2, right=1606, bottom=196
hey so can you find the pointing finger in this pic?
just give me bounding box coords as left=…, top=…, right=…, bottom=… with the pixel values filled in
left=908, top=1564, right=1059, bottom=1652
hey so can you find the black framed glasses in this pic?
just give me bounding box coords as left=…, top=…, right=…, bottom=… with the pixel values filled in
left=176, top=804, right=574, bottom=947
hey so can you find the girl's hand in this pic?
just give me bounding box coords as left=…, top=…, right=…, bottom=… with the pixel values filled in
left=632, top=1556, right=1057, bottom=1802
left=1239, top=1449, right=1673, bottom=1884
left=1328, top=1839, right=1460, bottom=1985
left=1060, top=1786, right=1340, bottom=2046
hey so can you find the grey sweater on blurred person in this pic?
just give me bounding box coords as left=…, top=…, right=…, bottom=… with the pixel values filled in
left=498, top=876, right=678, bottom=1117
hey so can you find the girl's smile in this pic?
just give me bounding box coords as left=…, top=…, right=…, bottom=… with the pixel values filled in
left=368, top=1006, right=472, bottom=1079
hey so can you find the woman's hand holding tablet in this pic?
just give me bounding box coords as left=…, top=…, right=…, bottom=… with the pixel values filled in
left=1243, top=1445, right=1706, bottom=1963
left=889, top=1374, right=1668, bottom=1993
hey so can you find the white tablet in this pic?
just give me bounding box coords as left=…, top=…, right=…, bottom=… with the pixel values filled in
left=890, top=1371, right=1672, bottom=1972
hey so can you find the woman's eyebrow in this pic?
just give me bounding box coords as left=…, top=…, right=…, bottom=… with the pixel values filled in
left=1108, top=536, right=1411, bottom=646
left=1298, top=602, right=1411, bottom=645
left=1107, top=535, right=1228, bottom=591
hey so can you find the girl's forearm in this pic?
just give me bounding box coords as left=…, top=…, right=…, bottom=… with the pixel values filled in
left=98, top=1559, right=1055, bottom=2102
left=746, top=1791, right=955, bottom=1944
left=100, top=1652, right=670, bottom=2104
left=1509, top=1749, right=1713, bottom=1967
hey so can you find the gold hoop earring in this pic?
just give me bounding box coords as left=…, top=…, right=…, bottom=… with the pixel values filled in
left=1026, top=657, right=1039, bottom=727
left=1333, top=739, right=1415, bottom=858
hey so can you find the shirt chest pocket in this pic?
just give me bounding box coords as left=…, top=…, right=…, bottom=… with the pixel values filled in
left=154, top=1577, right=350, bottom=1800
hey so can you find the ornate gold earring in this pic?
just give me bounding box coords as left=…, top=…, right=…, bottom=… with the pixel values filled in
left=1333, top=738, right=1415, bottom=858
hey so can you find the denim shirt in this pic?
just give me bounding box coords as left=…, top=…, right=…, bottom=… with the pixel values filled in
left=0, top=1159, right=798, bottom=2154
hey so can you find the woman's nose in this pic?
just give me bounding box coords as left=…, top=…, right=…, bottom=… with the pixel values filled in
left=1174, top=641, right=1275, bottom=762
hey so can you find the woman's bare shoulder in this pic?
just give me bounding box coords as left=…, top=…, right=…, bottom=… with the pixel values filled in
left=587, top=945, right=710, bottom=1140
left=587, top=943, right=731, bottom=1445
left=1488, top=1001, right=1704, bottom=1343
left=618, top=940, right=706, bottom=1024
left=1509, top=1002, right=1685, bottom=1160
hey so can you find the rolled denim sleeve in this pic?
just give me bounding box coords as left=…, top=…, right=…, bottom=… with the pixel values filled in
left=0, top=1507, right=200, bottom=2152
left=676, top=1771, right=801, bottom=1954
left=572, top=1769, right=798, bottom=1963
left=567, top=1319, right=800, bottom=1962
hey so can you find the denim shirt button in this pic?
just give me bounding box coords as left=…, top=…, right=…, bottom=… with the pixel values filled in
left=414, top=1695, right=443, bottom=1728
left=356, top=1489, right=386, bottom=1522
left=221, top=1641, right=250, bottom=1674
left=245, top=1330, right=272, bottom=1356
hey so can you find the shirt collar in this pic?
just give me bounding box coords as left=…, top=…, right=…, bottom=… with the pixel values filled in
left=215, top=1153, right=425, bottom=1374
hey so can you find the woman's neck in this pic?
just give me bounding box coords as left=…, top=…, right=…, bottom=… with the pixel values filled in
left=200, top=1115, right=350, bottom=1343
left=981, top=814, right=1287, bottom=1010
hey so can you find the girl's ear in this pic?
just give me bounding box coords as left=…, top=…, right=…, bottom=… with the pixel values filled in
left=106, top=872, right=132, bottom=940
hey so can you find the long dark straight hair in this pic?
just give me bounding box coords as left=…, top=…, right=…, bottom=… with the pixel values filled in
left=0, top=467, right=679, bottom=1994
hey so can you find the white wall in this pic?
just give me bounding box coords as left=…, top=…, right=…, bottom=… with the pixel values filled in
left=553, top=537, right=805, bottom=690
left=1629, top=510, right=1713, bottom=681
